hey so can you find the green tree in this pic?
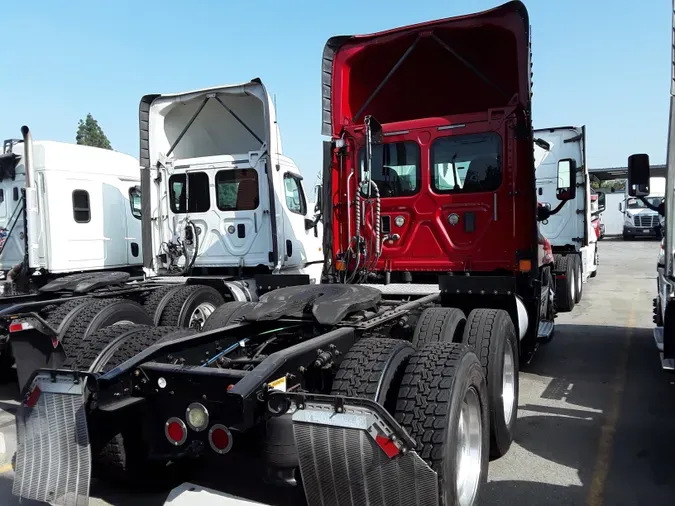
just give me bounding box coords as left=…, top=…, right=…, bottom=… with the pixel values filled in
left=76, top=113, right=112, bottom=150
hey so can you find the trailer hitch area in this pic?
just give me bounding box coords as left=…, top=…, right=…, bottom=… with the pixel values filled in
left=13, top=370, right=93, bottom=506
left=267, top=391, right=440, bottom=506
left=7, top=313, right=68, bottom=392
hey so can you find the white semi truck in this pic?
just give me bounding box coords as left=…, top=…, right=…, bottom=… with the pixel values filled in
left=2, top=79, right=326, bottom=390
left=626, top=0, right=675, bottom=373
left=619, top=176, right=665, bottom=240
left=534, top=125, right=604, bottom=312
left=0, top=134, right=145, bottom=375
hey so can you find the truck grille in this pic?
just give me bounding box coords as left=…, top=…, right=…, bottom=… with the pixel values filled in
left=13, top=374, right=91, bottom=506
left=634, top=215, right=659, bottom=228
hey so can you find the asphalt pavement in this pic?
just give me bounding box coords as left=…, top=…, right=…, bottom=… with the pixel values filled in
left=0, top=236, right=673, bottom=506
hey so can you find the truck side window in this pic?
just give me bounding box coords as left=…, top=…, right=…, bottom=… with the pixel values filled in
left=283, top=174, right=307, bottom=215
left=431, top=132, right=502, bottom=194
left=169, top=172, right=210, bottom=214
left=357, top=141, right=420, bottom=198
left=215, top=169, right=259, bottom=211
left=72, top=190, right=91, bottom=223
left=129, top=187, right=142, bottom=219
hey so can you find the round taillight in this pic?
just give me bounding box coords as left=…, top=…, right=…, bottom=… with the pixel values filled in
left=209, top=424, right=233, bottom=454
left=165, top=417, right=187, bottom=446
left=186, top=402, right=209, bottom=432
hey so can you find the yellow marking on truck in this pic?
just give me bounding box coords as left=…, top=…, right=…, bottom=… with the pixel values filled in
left=269, top=376, right=287, bottom=392
left=586, top=302, right=636, bottom=506
left=0, top=463, right=13, bottom=474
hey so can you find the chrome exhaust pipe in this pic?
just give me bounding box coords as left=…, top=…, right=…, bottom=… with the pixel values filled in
left=20, top=125, right=34, bottom=188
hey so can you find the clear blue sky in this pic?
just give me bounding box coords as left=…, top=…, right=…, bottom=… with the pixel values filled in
left=1, top=0, right=671, bottom=184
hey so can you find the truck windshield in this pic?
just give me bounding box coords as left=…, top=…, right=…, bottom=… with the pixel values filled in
left=358, top=141, right=420, bottom=197
left=626, top=197, right=663, bottom=209
left=430, top=133, right=502, bottom=193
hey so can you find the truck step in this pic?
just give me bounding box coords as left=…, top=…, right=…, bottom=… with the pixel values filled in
left=538, top=320, right=554, bottom=340
left=660, top=353, right=675, bottom=372
left=654, top=327, right=665, bottom=352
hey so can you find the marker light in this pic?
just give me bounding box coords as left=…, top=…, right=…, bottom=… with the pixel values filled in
left=209, top=424, right=233, bottom=454
left=448, top=213, right=459, bottom=226
left=165, top=417, right=187, bottom=446
left=394, top=215, right=405, bottom=227
left=186, top=403, right=209, bottom=432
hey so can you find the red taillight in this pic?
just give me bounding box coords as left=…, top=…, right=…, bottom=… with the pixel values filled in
left=165, top=417, right=187, bottom=446
left=208, top=424, right=233, bottom=454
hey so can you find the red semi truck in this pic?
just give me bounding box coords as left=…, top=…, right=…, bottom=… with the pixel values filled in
left=9, top=3, right=575, bottom=506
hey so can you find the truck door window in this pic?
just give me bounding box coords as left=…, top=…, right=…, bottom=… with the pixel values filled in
left=129, top=187, right=142, bottom=219
left=72, top=190, right=91, bottom=223
left=626, top=197, right=661, bottom=209
left=358, top=141, right=420, bottom=197
left=283, top=173, right=307, bottom=215
left=431, top=133, right=502, bottom=193
left=215, top=169, right=259, bottom=211
left=169, top=172, right=210, bottom=214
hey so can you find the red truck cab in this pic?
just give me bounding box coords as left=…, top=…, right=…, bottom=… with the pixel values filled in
left=320, top=1, right=574, bottom=356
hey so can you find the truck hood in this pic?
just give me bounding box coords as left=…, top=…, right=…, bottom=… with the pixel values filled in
left=321, top=0, right=530, bottom=136
left=626, top=208, right=658, bottom=216
left=139, top=79, right=281, bottom=168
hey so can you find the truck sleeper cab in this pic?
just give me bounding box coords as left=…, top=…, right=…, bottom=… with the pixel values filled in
left=533, top=125, right=603, bottom=312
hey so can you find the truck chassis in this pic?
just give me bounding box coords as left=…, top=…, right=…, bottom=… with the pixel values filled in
left=7, top=282, right=519, bottom=506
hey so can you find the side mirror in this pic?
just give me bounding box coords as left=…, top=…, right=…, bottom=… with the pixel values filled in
left=314, top=183, right=323, bottom=215
left=597, top=191, right=606, bottom=213
left=305, top=218, right=315, bottom=230
left=627, top=153, right=651, bottom=196
left=364, top=115, right=384, bottom=174
left=556, top=158, right=577, bottom=201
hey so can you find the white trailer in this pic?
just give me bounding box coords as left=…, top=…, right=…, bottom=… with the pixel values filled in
left=534, top=125, right=603, bottom=312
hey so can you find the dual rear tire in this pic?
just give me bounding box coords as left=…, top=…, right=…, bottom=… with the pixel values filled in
left=331, top=337, right=489, bottom=506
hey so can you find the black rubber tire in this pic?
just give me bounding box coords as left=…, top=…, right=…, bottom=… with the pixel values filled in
left=554, top=255, right=575, bottom=312
left=64, top=324, right=150, bottom=370
left=462, top=308, right=519, bottom=459
left=157, top=285, right=226, bottom=329
left=572, top=254, right=583, bottom=304
left=394, top=342, right=489, bottom=506
left=44, top=298, right=91, bottom=332
left=411, top=307, right=465, bottom=348
left=91, top=326, right=198, bottom=487
left=58, top=299, right=153, bottom=358
left=331, top=337, right=414, bottom=414
left=202, top=301, right=258, bottom=332
left=623, top=231, right=632, bottom=240
left=141, top=285, right=182, bottom=324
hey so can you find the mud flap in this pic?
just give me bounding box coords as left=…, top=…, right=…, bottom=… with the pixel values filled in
left=8, top=316, right=66, bottom=392
left=13, top=371, right=91, bottom=506
left=290, top=397, right=439, bottom=506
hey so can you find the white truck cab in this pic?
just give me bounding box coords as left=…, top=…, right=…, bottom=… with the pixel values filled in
left=619, top=177, right=664, bottom=239
left=534, top=125, right=602, bottom=312
left=0, top=133, right=143, bottom=294
left=139, top=79, right=324, bottom=298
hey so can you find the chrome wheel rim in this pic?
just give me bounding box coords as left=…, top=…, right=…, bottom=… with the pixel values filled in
left=502, top=341, right=516, bottom=425
left=190, top=302, right=216, bottom=329
left=455, top=386, right=483, bottom=506
left=569, top=269, right=575, bottom=300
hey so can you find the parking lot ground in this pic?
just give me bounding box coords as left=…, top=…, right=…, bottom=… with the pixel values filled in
left=0, top=237, right=674, bottom=506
